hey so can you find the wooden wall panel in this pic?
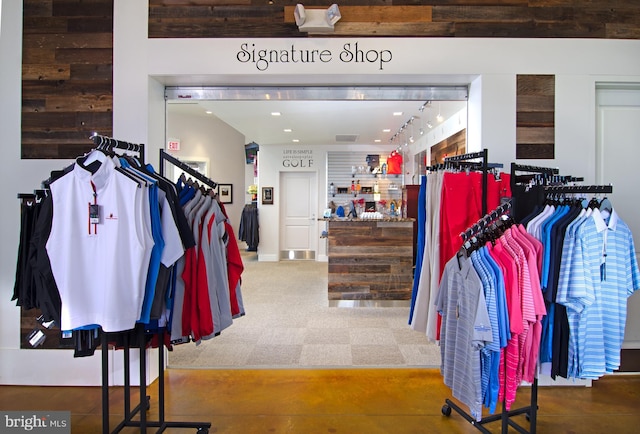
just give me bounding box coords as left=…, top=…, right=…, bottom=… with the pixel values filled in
left=149, top=1, right=640, bottom=39
left=430, top=129, right=466, bottom=165
left=516, top=75, right=555, bottom=159
left=21, top=0, right=114, bottom=160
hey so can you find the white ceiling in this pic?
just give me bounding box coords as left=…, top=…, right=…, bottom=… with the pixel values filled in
left=167, top=99, right=467, bottom=148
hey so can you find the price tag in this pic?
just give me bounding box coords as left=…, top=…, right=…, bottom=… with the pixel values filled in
left=89, top=204, right=100, bottom=224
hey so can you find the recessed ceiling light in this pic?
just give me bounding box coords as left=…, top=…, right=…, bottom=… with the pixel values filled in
left=205, top=111, right=212, bottom=114
left=284, top=128, right=292, bottom=132
left=374, top=139, right=381, bottom=143
left=292, top=139, right=299, bottom=142
left=271, top=112, right=281, bottom=116
left=393, top=112, right=403, bottom=116
left=383, top=128, right=391, bottom=133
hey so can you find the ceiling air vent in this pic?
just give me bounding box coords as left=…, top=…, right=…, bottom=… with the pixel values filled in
left=335, top=134, right=359, bottom=143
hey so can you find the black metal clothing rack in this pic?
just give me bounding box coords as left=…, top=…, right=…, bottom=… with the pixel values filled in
left=81, top=138, right=210, bottom=433
left=159, top=149, right=217, bottom=189
left=91, top=133, right=146, bottom=160
left=441, top=200, right=538, bottom=434
left=101, top=326, right=211, bottom=434
left=460, top=201, right=512, bottom=243
left=544, top=184, right=613, bottom=195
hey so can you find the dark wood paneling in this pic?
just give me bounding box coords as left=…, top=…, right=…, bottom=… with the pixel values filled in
left=516, top=144, right=555, bottom=159
left=21, top=0, right=113, bottom=159
left=516, top=75, right=555, bottom=159
left=23, top=0, right=53, bottom=18
left=20, top=308, right=74, bottom=350
left=149, top=2, right=640, bottom=39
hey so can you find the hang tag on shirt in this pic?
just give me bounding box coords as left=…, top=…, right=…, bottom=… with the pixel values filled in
left=89, top=204, right=100, bottom=224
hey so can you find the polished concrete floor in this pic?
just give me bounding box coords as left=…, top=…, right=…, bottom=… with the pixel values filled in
left=1, top=368, right=639, bottom=433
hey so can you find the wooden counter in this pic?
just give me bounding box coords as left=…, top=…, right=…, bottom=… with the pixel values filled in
left=326, top=219, right=414, bottom=301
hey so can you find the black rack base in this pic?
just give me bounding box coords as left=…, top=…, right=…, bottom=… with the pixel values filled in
left=101, top=326, right=212, bottom=433
left=441, top=378, right=538, bottom=434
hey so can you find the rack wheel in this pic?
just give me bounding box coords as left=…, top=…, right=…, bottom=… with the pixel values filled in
left=442, top=404, right=452, bottom=416
left=196, top=428, right=209, bottom=434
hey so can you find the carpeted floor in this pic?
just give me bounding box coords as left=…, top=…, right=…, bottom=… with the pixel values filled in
left=167, top=250, right=440, bottom=369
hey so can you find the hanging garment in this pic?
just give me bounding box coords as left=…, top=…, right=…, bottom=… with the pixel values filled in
left=436, top=253, right=493, bottom=422
left=46, top=154, right=154, bottom=332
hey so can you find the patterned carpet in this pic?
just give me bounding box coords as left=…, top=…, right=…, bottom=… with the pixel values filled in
left=167, top=251, right=440, bottom=369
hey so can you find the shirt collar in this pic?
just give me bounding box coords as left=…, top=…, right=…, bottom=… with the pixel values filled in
left=592, top=207, right=619, bottom=232
left=74, top=154, right=114, bottom=189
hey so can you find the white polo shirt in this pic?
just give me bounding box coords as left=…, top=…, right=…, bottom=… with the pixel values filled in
left=46, top=154, right=153, bottom=332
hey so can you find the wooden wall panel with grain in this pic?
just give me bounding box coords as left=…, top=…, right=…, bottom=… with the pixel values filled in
left=21, top=0, right=114, bottom=159
left=516, top=74, right=555, bottom=159
left=149, top=2, right=640, bottom=39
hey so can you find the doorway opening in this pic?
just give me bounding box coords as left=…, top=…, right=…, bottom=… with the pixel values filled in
left=163, top=85, right=468, bottom=368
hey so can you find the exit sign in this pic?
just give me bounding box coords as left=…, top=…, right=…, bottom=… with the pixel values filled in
left=167, top=139, right=180, bottom=151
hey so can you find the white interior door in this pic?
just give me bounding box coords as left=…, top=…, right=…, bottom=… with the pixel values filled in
left=596, top=85, right=640, bottom=348
left=279, top=172, right=317, bottom=260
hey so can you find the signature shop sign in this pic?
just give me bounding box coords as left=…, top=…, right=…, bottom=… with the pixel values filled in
left=236, top=41, right=393, bottom=71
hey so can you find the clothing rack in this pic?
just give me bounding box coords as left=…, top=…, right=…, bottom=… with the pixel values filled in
left=510, top=163, right=583, bottom=187
left=442, top=201, right=538, bottom=434
left=101, top=326, right=211, bottom=434
left=79, top=141, right=208, bottom=433
left=460, top=201, right=512, bottom=242
left=90, top=133, right=145, bottom=160
left=159, top=149, right=217, bottom=189
left=544, top=184, right=613, bottom=194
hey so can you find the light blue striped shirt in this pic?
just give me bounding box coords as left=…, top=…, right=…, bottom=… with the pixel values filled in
left=557, top=208, right=640, bottom=379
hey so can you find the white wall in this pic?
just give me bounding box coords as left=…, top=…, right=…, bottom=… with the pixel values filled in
left=166, top=111, right=246, bottom=234
left=2, top=0, right=640, bottom=385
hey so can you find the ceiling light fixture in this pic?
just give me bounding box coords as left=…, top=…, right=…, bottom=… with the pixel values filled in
left=271, top=111, right=281, bottom=116
left=427, top=121, right=433, bottom=129
left=284, top=128, right=292, bottom=132
left=393, top=111, right=403, bottom=116
left=292, top=139, right=300, bottom=142
left=294, top=4, right=341, bottom=33
left=205, top=111, right=212, bottom=114
left=436, top=103, right=444, bottom=123
left=418, top=100, right=431, bottom=112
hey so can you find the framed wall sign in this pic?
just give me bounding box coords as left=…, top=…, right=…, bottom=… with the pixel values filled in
left=217, top=183, right=233, bottom=204
left=262, top=186, right=274, bottom=205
